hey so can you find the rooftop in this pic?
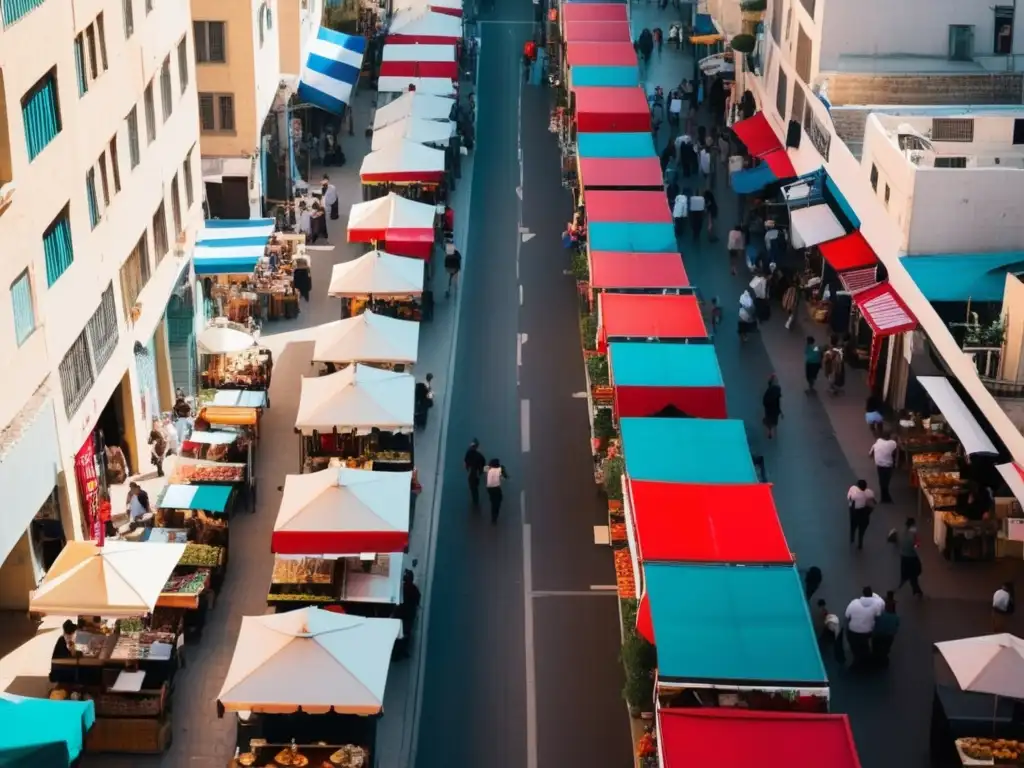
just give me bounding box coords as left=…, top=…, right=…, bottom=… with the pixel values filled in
left=872, top=111, right=1024, bottom=169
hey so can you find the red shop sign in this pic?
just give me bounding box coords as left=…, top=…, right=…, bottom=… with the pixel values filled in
left=74, top=436, right=103, bottom=545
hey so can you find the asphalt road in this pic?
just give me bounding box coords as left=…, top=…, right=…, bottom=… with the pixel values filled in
left=414, top=10, right=632, bottom=768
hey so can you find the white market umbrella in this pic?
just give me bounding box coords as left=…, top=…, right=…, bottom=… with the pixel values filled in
left=198, top=325, right=258, bottom=355
left=935, top=634, right=1024, bottom=699
left=29, top=541, right=186, bottom=617
left=372, top=117, right=453, bottom=151
left=312, top=311, right=420, bottom=365
left=295, top=364, right=415, bottom=434
left=217, top=607, right=401, bottom=715
left=328, top=251, right=425, bottom=298
left=360, top=139, right=446, bottom=180
left=373, top=91, right=455, bottom=130
left=348, top=193, right=436, bottom=234
left=272, top=467, right=412, bottom=554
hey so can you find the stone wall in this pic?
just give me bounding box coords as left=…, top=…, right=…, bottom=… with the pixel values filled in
left=826, top=73, right=1024, bottom=106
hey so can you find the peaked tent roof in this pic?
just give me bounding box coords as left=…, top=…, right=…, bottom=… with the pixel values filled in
left=311, top=311, right=420, bottom=365
left=584, top=190, right=673, bottom=223
left=620, top=417, right=757, bottom=484
left=373, top=91, right=455, bottom=130
left=295, top=364, right=415, bottom=434
left=348, top=192, right=436, bottom=231
left=598, top=293, right=706, bottom=344
left=360, top=139, right=446, bottom=182
left=328, top=250, right=425, bottom=297
left=372, top=116, right=452, bottom=151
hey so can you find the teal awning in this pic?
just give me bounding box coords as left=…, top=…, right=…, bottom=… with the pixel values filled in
left=0, top=693, right=96, bottom=766
left=571, top=65, right=640, bottom=87
left=900, top=253, right=1024, bottom=302
left=157, top=483, right=234, bottom=513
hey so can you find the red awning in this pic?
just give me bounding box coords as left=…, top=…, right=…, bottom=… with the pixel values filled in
left=562, top=3, right=628, bottom=22
left=584, top=191, right=673, bottom=223
left=853, top=282, right=918, bottom=335
left=629, top=482, right=792, bottom=564
left=839, top=266, right=878, bottom=293
left=761, top=149, right=796, bottom=180
left=659, top=709, right=862, bottom=768
left=598, top=293, right=706, bottom=351
left=573, top=87, right=651, bottom=133
left=732, top=112, right=783, bottom=158
left=271, top=530, right=408, bottom=555
left=383, top=228, right=435, bottom=259
left=819, top=231, right=878, bottom=272
left=589, top=251, right=689, bottom=290
left=578, top=157, right=663, bottom=190
left=565, top=41, right=638, bottom=67
left=563, top=20, right=632, bottom=42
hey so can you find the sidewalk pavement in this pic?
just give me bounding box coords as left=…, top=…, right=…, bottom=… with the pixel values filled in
left=70, top=86, right=474, bottom=768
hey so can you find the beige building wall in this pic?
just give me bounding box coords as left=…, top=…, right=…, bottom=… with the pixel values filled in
left=278, top=0, right=324, bottom=76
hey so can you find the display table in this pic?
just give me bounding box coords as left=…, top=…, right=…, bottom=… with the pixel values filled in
left=231, top=743, right=370, bottom=767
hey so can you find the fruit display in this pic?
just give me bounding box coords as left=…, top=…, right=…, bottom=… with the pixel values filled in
left=119, top=617, right=145, bottom=633
left=614, top=548, right=635, bottom=598
left=372, top=450, right=411, bottom=463
left=272, top=557, right=334, bottom=585
left=959, top=737, right=1024, bottom=763
left=942, top=511, right=970, bottom=526
left=172, top=463, right=245, bottom=484
left=162, top=570, right=210, bottom=595
left=919, top=471, right=963, bottom=489
left=329, top=746, right=368, bottom=766
left=610, top=523, right=627, bottom=542
left=912, top=451, right=956, bottom=468
left=266, top=593, right=336, bottom=603
left=179, top=544, right=224, bottom=568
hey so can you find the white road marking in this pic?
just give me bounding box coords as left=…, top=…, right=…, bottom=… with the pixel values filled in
left=523, top=523, right=538, bottom=768
left=518, top=226, right=530, bottom=234
left=519, top=284, right=524, bottom=306
left=571, top=391, right=588, bottom=399
left=531, top=590, right=621, bottom=598
left=521, top=231, right=536, bottom=243
left=516, top=186, right=523, bottom=200
left=593, top=525, right=610, bottom=545
left=304, top=245, right=334, bottom=251
left=589, top=584, right=619, bottom=591
left=520, top=399, right=530, bottom=453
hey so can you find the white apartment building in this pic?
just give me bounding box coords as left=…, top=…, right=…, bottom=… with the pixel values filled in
left=0, top=0, right=204, bottom=608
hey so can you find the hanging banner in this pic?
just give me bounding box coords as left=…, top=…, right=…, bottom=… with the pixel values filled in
left=74, top=436, right=102, bottom=544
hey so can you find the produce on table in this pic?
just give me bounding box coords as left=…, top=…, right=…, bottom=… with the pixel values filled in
left=119, top=617, right=145, bottom=633
left=959, top=737, right=1024, bottom=761
left=272, top=557, right=333, bottom=585
left=162, top=570, right=210, bottom=595
left=179, top=543, right=224, bottom=567
left=614, top=549, right=635, bottom=598
left=172, top=463, right=245, bottom=483
left=610, top=523, right=627, bottom=542
left=329, top=745, right=368, bottom=766
left=267, top=593, right=336, bottom=602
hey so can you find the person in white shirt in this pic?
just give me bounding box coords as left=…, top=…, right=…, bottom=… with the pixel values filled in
left=484, top=458, right=509, bottom=524
left=321, top=175, right=339, bottom=221
left=298, top=202, right=313, bottom=241
left=869, top=433, right=898, bottom=503
left=993, top=582, right=1015, bottom=632
left=846, top=479, right=875, bottom=549
left=687, top=191, right=705, bottom=241
left=672, top=193, right=688, bottom=236
left=738, top=290, right=756, bottom=342
left=698, top=147, right=711, bottom=180
left=845, top=587, right=885, bottom=664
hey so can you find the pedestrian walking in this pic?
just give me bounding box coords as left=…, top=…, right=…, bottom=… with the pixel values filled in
left=688, top=189, right=705, bottom=241
left=321, top=175, right=339, bottom=221
left=704, top=189, right=718, bottom=241
left=464, top=439, right=486, bottom=507
left=708, top=297, right=722, bottom=336
left=823, top=335, right=846, bottom=395
left=893, top=517, right=924, bottom=597
left=993, top=582, right=1016, bottom=632
left=660, top=143, right=676, bottom=175
left=444, top=243, right=462, bottom=298
left=847, top=479, right=875, bottom=550
left=485, top=458, right=509, bottom=523
left=148, top=420, right=167, bottom=477
left=804, top=336, right=823, bottom=392
left=698, top=144, right=712, bottom=184
left=865, top=392, right=885, bottom=435
left=672, top=190, right=688, bottom=237
left=665, top=180, right=679, bottom=209
left=652, top=26, right=663, bottom=54
left=803, top=565, right=823, bottom=599
left=395, top=569, right=422, bottom=658
left=727, top=223, right=744, bottom=275
left=871, top=591, right=900, bottom=667
left=762, top=374, right=782, bottom=439
left=845, top=587, right=884, bottom=667
left=870, top=431, right=898, bottom=503
left=738, top=290, right=756, bottom=342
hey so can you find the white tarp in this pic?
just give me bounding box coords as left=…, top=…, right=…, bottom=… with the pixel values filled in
left=388, top=10, right=462, bottom=40
left=217, top=607, right=401, bottom=714
left=274, top=467, right=412, bottom=537
left=373, top=92, right=455, bottom=130
left=197, top=325, right=259, bottom=355
left=312, top=311, right=420, bottom=365
left=935, top=634, right=1024, bottom=699
left=917, top=376, right=999, bottom=455
left=328, top=251, right=425, bottom=297
left=295, top=364, right=415, bottom=434
left=348, top=193, right=436, bottom=232
left=372, top=117, right=453, bottom=150
left=377, top=77, right=456, bottom=96
left=360, top=139, right=446, bottom=177
left=788, top=204, right=846, bottom=249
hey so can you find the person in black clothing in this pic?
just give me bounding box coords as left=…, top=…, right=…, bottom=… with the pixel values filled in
left=464, top=439, right=486, bottom=506
left=395, top=569, right=421, bottom=658
left=444, top=245, right=462, bottom=298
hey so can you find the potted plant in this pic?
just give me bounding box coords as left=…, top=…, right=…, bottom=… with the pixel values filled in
left=730, top=33, right=756, bottom=53
left=586, top=354, right=609, bottom=386
left=621, top=626, right=657, bottom=716
left=603, top=455, right=625, bottom=500
left=593, top=409, right=615, bottom=445
left=580, top=312, right=598, bottom=351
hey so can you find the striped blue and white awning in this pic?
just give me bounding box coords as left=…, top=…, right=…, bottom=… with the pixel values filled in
left=193, top=218, right=275, bottom=276
left=297, top=27, right=366, bottom=115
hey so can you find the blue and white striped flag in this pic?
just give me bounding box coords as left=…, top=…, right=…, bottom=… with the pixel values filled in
left=298, top=27, right=367, bottom=114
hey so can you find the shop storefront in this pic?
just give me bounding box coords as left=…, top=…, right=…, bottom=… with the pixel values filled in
left=166, top=268, right=198, bottom=397
left=135, top=337, right=162, bottom=429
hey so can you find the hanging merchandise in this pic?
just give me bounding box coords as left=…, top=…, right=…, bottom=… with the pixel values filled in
left=135, top=338, right=161, bottom=426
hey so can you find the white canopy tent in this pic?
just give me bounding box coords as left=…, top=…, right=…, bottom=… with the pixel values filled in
left=348, top=193, right=436, bottom=233
left=328, top=251, right=425, bottom=298
left=360, top=139, right=446, bottom=179
left=295, top=364, right=415, bottom=434
left=216, top=607, right=401, bottom=715
left=373, top=92, right=455, bottom=130
left=377, top=77, right=456, bottom=96
left=935, top=634, right=1024, bottom=699
left=393, top=0, right=463, bottom=14
left=312, top=311, right=420, bottom=365
left=372, top=117, right=453, bottom=151
left=388, top=10, right=462, bottom=41
left=29, top=541, right=187, bottom=617
left=197, top=325, right=259, bottom=355
left=917, top=376, right=999, bottom=456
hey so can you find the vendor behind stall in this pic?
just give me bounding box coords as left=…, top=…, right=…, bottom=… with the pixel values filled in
left=49, top=620, right=81, bottom=683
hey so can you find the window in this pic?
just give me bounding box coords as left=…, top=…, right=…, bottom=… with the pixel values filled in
left=153, top=202, right=168, bottom=261
left=177, top=36, right=189, bottom=93
left=98, top=151, right=110, bottom=206
left=87, top=284, right=118, bottom=372
left=86, top=168, right=100, bottom=229
left=259, top=5, right=265, bottom=46
left=170, top=174, right=182, bottom=235
left=791, top=84, right=806, bottom=128
left=775, top=68, right=789, bottom=121
left=795, top=27, right=812, bottom=83
left=97, top=13, right=108, bottom=70
left=800, top=0, right=815, bottom=20
left=1014, top=118, right=1024, bottom=145
left=160, top=57, right=172, bottom=122
left=932, top=118, right=974, bottom=142
left=996, top=6, right=1015, bottom=54
left=144, top=82, right=156, bottom=143
left=74, top=35, right=89, bottom=96
left=199, top=93, right=235, bottom=132
left=184, top=147, right=194, bottom=207
left=935, top=156, right=968, bottom=168
left=109, top=135, right=122, bottom=191
left=145, top=0, right=153, bottom=12
left=870, top=163, right=878, bottom=191
left=120, top=233, right=151, bottom=317
left=949, top=25, right=975, bottom=61
left=122, top=0, right=134, bottom=38
left=10, top=270, right=35, bottom=346
left=86, top=24, right=99, bottom=80
left=770, top=0, right=784, bottom=44
left=883, top=184, right=890, bottom=207
left=194, top=21, right=226, bottom=63
left=0, top=72, right=10, bottom=186
left=3, top=0, right=46, bottom=27
left=59, top=330, right=94, bottom=418
left=126, top=107, right=140, bottom=168
left=22, top=70, right=62, bottom=161
left=42, top=207, right=74, bottom=286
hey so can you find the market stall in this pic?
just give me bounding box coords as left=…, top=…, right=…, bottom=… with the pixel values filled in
left=587, top=219, right=678, bottom=253
left=640, top=563, right=829, bottom=711
left=564, top=42, right=639, bottom=88
left=295, top=364, right=415, bottom=473
left=619, top=417, right=758, bottom=484
left=373, top=90, right=455, bottom=130
left=584, top=190, right=673, bottom=225
left=376, top=75, right=456, bottom=98
left=783, top=169, right=860, bottom=250
left=657, top=708, right=862, bottom=768
left=198, top=388, right=269, bottom=410
left=387, top=9, right=462, bottom=44
left=347, top=194, right=437, bottom=259
left=372, top=115, right=453, bottom=151
left=394, top=0, right=462, bottom=17
left=0, top=693, right=96, bottom=766
left=379, top=43, right=458, bottom=94
left=197, top=324, right=259, bottom=356
left=577, top=157, right=664, bottom=191
left=563, top=20, right=632, bottom=42
left=200, top=345, right=274, bottom=391
left=561, top=2, right=628, bottom=23
left=609, top=343, right=726, bottom=419
left=596, top=293, right=707, bottom=353
left=730, top=112, right=799, bottom=184
left=200, top=234, right=304, bottom=323
left=217, top=608, right=400, bottom=763
left=360, top=139, right=447, bottom=197
left=577, top=131, right=657, bottom=159
left=572, top=86, right=651, bottom=134
left=589, top=252, right=690, bottom=294
left=272, top=467, right=412, bottom=555
left=312, top=311, right=420, bottom=370
left=193, top=218, right=275, bottom=277
left=178, top=431, right=254, bottom=504
left=156, top=484, right=234, bottom=554
left=266, top=553, right=406, bottom=615
left=328, top=250, right=427, bottom=321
